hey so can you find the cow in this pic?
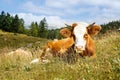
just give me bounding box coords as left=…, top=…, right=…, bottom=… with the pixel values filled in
left=61, top=22, right=101, bottom=58
left=30, top=22, right=101, bottom=64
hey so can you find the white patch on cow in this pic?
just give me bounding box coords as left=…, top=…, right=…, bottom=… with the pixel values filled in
left=73, top=22, right=89, bottom=51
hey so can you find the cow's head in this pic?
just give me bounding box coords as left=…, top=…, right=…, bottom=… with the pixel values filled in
left=60, top=22, right=101, bottom=53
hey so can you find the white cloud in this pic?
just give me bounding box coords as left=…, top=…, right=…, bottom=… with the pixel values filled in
left=22, top=1, right=64, bottom=16
left=17, top=13, right=44, bottom=25
left=45, top=0, right=80, bottom=8
left=45, top=0, right=120, bottom=9
left=17, top=0, right=120, bottom=28
left=46, top=16, right=67, bottom=29
left=16, top=13, right=66, bottom=29
left=87, top=11, right=120, bottom=24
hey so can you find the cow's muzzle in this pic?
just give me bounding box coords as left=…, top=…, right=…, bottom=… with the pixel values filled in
left=75, top=46, right=84, bottom=53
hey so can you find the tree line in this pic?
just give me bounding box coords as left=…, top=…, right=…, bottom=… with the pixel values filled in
left=0, top=11, right=62, bottom=39
left=101, top=20, right=120, bottom=33
left=0, top=11, right=120, bottom=39
left=0, top=11, right=25, bottom=33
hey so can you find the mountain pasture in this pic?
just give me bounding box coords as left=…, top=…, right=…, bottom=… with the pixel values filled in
left=0, top=30, right=120, bottom=80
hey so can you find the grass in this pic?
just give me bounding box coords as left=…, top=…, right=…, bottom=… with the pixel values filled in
left=0, top=30, right=120, bottom=80
left=0, top=30, right=48, bottom=54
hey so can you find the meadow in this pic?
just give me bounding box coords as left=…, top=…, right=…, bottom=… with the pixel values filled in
left=0, top=30, right=120, bottom=80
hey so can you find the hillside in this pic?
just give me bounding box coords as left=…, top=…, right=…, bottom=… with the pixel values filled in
left=0, top=30, right=48, bottom=54
left=0, top=30, right=120, bottom=80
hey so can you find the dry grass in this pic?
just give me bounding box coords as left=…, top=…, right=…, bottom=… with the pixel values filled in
left=0, top=30, right=120, bottom=80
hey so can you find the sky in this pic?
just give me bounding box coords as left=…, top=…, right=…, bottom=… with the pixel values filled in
left=0, top=0, right=120, bottom=29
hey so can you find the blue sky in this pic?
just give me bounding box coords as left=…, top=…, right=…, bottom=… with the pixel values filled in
left=0, top=0, right=120, bottom=29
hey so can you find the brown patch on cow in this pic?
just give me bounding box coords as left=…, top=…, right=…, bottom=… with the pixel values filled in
left=84, top=34, right=96, bottom=57
left=40, top=37, right=74, bottom=59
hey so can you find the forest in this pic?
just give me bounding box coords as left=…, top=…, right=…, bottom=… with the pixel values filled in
left=0, top=11, right=120, bottom=39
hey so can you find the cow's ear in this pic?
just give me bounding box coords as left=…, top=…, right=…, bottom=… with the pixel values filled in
left=60, top=28, right=71, bottom=38
left=87, top=25, right=102, bottom=36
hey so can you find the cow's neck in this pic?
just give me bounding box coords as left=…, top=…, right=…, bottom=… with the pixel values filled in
left=64, top=37, right=74, bottom=48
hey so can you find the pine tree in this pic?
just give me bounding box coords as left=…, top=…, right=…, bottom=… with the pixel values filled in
left=18, top=19, right=25, bottom=34
left=0, top=11, right=6, bottom=30
left=5, top=13, right=12, bottom=31
left=29, top=22, right=39, bottom=37
left=11, top=14, right=20, bottom=32
left=38, top=18, right=48, bottom=38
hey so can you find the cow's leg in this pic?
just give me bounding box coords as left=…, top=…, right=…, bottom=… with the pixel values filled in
left=30, top=46, right=51, bottom=64
left=40, top=46, right=50, bottom=59
left=89, top=51, right=96, bottom=58
left=86, top=46, right=96, bottom=58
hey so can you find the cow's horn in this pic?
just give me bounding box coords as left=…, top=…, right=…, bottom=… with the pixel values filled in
left=65, top=24, right=71, bottom=27
left=88, top=22, right=95, bottom=27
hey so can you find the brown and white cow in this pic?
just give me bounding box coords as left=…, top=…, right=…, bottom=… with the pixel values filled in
left=61, top=22, right=101, bottom=57
left=30, top=22, right=101, bottom=64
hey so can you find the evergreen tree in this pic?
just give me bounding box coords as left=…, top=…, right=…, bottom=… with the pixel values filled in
left=11, top=14, right=19, bottom=32
left=4, top=13, right=12, bottom=31
left=18, top=19, right=25, bottom=34
left=0, top=11, right=6, bottom=30
left=47, top=29, right=55, bottom=39
left=29, top=22, right=39, bottom=37
left=11, top=14, right=25, bottom=33
left=38, top=18, right=48, bottom=38
left=101, top=20, right=120, bottom=33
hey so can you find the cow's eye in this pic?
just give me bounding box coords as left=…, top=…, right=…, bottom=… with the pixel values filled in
left=84, top=34, right=88, bottom=39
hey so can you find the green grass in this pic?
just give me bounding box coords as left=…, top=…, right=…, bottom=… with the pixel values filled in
left=0, top=30, right=120, bottom=80
left=0, top=30, right=48, bottom=54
